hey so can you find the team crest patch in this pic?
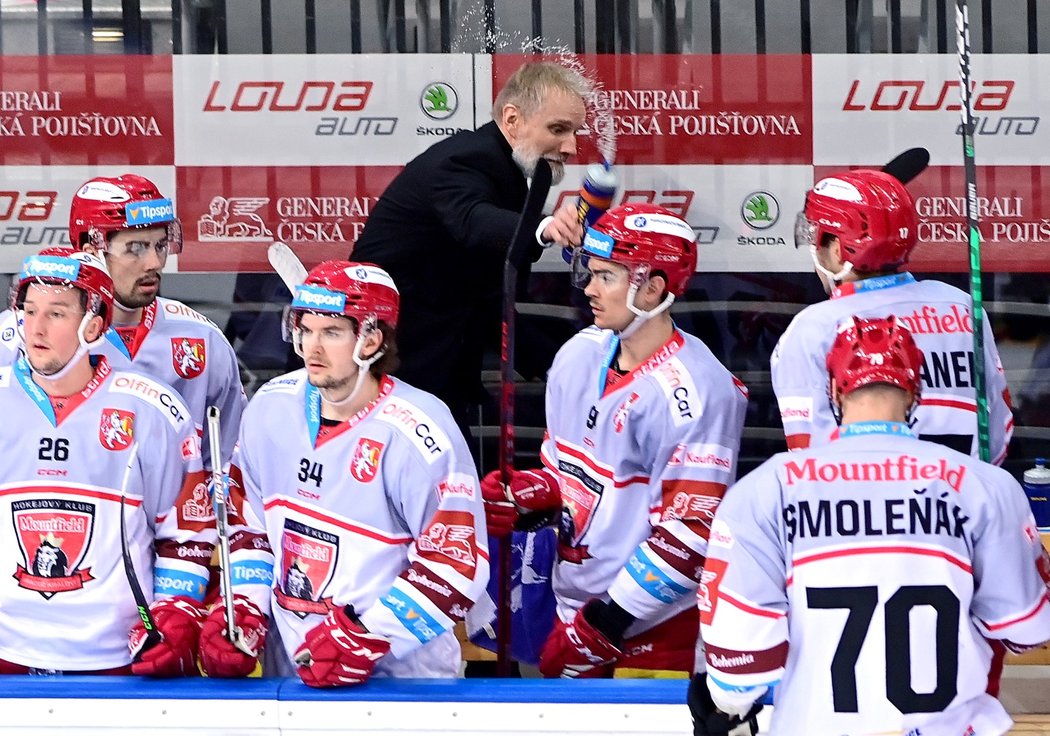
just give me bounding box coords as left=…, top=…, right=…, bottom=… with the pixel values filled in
left=275, top=519, right=337, bottom=618
left=99, top=408, right=135, bottom=450
left=171, top=337, right=206, bottom=379
left=350, top=438, right=384, bottom=483
left=417, top=510, right=478, bottom=578
left=12, top=499, right=95, bottom=599
left=557, top=459, right=604, bottom=551
left=613, top=392, right=640, bottom=433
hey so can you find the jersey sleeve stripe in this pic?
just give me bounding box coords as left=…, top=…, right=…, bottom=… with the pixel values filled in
left=921, top=397, right=977, bottom=412
left=980, top=594, right=1050, bottom=632
left=720, top=589, right=786, bottom=620
left=263, top=497, right=414, bottom=545
left=555, top=440, right=650, bottom=487
left=793, top=543, right=973, bottom=574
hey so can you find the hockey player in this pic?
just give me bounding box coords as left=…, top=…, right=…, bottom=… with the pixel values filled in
left=0, top=248, right=213, bottom=676
left=694, top=316, right=1050, bottom=736
left=196, top=261, right=489, bottom=683
left=772, top=168, right=1013, bottom=464
left=482, top=203, right=748, bottom=678
left=0, top=175, right=245, bottom=467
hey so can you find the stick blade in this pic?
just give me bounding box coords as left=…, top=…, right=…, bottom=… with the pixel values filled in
left=267, top=242, right=308, bottom=293
left=882, top=147, right=930, bottom=184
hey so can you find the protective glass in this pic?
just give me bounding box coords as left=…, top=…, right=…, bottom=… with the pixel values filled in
left=570, top=248, right=631, bottom=290
left=98, top=220, right=184, bottom=256
left=794, top=211, right=818, bottom=251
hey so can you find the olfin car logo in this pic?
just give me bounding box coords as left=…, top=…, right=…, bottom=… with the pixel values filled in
left=741, top=191, right=780, bottom=230
left=420, top=82, right=459, bottom=120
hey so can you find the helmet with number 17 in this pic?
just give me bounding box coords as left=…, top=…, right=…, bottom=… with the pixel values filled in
left=826, top=315, right=923, bottom=400
left=68, top=174, right=183, bottom=253
left=795, top=169, right=917, bottom=278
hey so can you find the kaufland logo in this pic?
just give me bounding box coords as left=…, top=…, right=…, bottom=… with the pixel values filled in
left=293, top=285, right=346, bottom=312
left=21, top=256, right=79, bottom=281
left=126, top=198, right=174, bottom=226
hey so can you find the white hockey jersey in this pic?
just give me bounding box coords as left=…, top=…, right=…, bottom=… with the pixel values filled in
left=542, top=326, right=748, bottom=632
left=230, top=371, right=489, bottom=677
left=771, top=273, right=1013, bottom=464
left=0, top=296, right=245, bottom=468
left=700, top=423, right=1050, bottom=736
left=0, top=356, right=211, bottom=670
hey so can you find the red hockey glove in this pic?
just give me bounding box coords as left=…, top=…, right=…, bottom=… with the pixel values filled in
left=539, top=599, right=624, bottom=678
left=294, top=606, right=391, bottom=688
left=480, top=467, right=561, bottom=538
left=129, top=596, right=205, bottom=677
left=199, top=595, right=267, bottom=678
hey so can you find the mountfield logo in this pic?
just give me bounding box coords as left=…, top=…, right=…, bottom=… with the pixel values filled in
left=784, top=456, right=966, bottom=491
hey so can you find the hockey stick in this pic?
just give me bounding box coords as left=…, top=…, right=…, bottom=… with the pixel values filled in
left=881, top=147, right=929, bottom=185
left=956, top=0, right=991, bottom=462
left=267, top=242, right=308, bottom=293
left=207, top=406, right=257, bottom=656
left=496, top=158, right=553, bottom=675
left=119, top=443, right=162, bottom=657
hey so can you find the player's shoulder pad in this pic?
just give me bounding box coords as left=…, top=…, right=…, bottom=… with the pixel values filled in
left=0, top=364, right=12, bottom=388
left=108, top=370, right=191, bottom=431
left=553, top=325, right=609, bottom=366
left=157, top=297, right=223, bottom=333
left=255, top=369, right=308, bottom=397
left=374, top=383, right=454, bottom=465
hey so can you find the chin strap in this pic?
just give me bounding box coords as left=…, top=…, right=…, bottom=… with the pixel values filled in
left=16, top=310, right=104, bottom=382
left=809, top=245, right=855, bottom=293
left=615, top=273, right=676, bottom=340
left=316, top=317, right=385, bottom=409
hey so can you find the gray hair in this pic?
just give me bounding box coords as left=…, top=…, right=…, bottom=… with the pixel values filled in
left=491, top=61, right=591, bottom=120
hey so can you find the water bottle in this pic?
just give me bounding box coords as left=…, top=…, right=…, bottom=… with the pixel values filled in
left=1023, top=457, right=1050, bottom=530
left=563, top=161, right=619, bottom=263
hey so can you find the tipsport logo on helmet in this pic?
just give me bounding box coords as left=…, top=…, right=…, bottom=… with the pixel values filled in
left=125, top=198, right=175, bottom=227
left=625, top=213, right=696, bottom=242
left=292, top=284, right=347, bottom=313
left=582, top=229, right=615, bottom=258
left=20, top=255, right=80, bottom=281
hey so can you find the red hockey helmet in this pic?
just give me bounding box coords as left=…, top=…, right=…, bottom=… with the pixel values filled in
left=826, top=315, right=923, bottom=399
left=796, top=169, right=917, bottom=272
left=577, top=203, right=697, bottom=296
left=291, top=261, right=399, bottom=327
left=69, top=174, right=183, bottom=253
left=14, top=247, right=115, bottom=332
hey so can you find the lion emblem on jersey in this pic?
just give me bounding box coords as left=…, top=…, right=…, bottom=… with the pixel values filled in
left=171, top=337, right=206, bottom=379
left=350, top=438, right=384, bottom=483
left=98, top=408, right=135, bottom=451
left=12, top=501, right=96, bottom=599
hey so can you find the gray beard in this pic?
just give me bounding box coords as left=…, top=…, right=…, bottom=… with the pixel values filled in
left=512, top=148, right=565, bottom=185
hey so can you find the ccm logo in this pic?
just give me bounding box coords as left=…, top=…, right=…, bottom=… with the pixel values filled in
left=843, top=79, right=1014, bottom=112
left=204, top=80, right=373, bottom=112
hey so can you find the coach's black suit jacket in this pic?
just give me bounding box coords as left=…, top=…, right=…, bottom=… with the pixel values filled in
left=352, top=121, right=544, bottom=432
